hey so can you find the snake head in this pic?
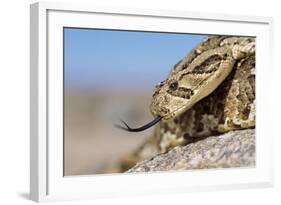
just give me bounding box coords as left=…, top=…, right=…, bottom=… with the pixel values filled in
left=151, top=46, right=235, bottom=121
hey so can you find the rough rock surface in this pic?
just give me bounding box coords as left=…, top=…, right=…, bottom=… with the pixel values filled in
left=127, top=129, right=255, bottom=173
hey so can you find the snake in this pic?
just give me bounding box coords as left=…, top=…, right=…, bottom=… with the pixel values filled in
left=115, top=36, right=256, bottom=171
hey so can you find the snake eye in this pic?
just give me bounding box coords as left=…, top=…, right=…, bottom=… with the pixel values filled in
left=169, top=81, right=178, bottom=90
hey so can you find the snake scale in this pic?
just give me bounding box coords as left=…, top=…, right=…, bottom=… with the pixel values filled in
left=117, top=35, right=256, bottom=171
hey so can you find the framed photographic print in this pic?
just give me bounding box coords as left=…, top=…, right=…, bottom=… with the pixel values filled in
left=30, top=2, right=274, bottom=202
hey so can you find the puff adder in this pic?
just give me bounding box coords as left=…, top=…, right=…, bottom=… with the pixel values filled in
left=118, top=36, right=256, bottom=171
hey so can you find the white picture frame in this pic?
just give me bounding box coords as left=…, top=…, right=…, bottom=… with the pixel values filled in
left=30, top=2, right=274, bottom=202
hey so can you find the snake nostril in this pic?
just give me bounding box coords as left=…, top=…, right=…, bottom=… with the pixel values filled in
left=160, top=107, right=169, bottom=115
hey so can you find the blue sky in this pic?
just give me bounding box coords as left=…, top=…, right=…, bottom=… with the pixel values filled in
left=64, top=28, right=207, bottom=91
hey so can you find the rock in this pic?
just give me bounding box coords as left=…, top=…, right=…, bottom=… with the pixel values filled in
left=127, top=129, right=255, bottom=173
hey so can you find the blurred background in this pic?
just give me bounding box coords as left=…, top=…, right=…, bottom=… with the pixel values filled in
left=64, top=28, right=206, bottom=176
